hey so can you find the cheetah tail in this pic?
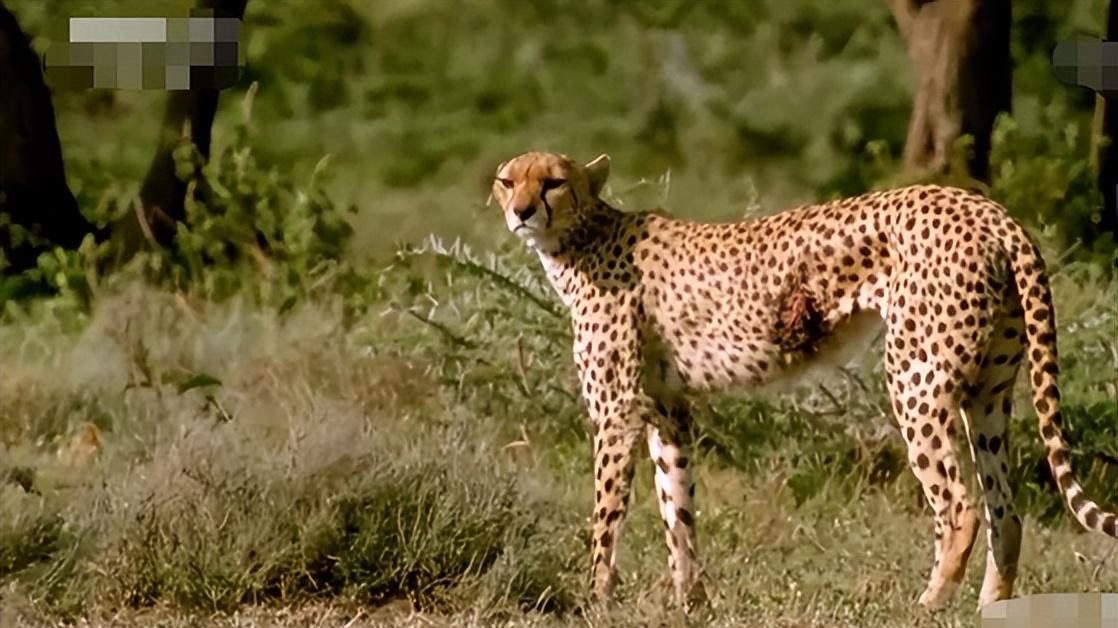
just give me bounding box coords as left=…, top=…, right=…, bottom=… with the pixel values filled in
left=1009, top=233, right=1118, bottom=539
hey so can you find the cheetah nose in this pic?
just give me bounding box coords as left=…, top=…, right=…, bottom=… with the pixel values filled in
left=515, top=204, right=537, bottom=222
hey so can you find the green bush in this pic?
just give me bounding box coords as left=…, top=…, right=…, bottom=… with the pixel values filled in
left=159, top=85, right=355, bottom=302
left=990, top=98, right=1113, bottom=254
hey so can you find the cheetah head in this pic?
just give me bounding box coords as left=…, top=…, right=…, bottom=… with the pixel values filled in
left=492, top=151, right=610, bottom=252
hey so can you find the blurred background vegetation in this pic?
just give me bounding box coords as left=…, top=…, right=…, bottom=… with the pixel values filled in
left=6, top=0, right=1116, bottom=261
left=0, top=0, right=1115, bottom=626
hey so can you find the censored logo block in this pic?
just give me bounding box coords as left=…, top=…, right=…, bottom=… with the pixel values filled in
left=1053, top=39, right=1118, bottom=98
left=43, top=9, right=242, bottom=90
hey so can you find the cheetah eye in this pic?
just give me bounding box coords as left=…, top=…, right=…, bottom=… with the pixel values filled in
left=497, top=178, right=514, bottom=189
left=541, top=178, right=567, bottom=192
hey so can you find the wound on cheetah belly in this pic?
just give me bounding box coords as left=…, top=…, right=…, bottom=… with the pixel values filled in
left=773, top=286, right=828, bottom=362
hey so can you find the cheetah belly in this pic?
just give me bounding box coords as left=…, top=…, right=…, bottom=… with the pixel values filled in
left=641, top=296, right=775, bottom=393
left=649, top=309, right=884, bottom=396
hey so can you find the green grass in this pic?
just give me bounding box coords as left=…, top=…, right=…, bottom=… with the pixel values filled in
left=0, top=283, right=582, bottom=621
left=0, top=0, right=1116, bottom=625
left=1, top=235, right=1115, bottom=626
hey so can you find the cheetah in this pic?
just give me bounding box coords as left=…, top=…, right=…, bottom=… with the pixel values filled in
left=491, top=151, right=1118, bottom=611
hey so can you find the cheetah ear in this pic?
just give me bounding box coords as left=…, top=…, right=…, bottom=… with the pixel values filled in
left=493, top=160, right=509, bottom=183
left=488, top=160, right=508, bottom=207
left=585, top=154, right=610, bottom=198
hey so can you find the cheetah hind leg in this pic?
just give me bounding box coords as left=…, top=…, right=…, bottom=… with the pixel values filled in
left=886, top=350, right=981, bottom=610
left=964, top=313, right=1025, bottom=608
left=647, top=410, right=706, bottom=611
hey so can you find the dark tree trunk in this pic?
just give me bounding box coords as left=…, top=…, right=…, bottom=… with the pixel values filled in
left=0, top=1, right=92, bottom=271
left=1096, top=0, right=1118, bottom=236
left=127, top=0, right=247, bottom=250
left=890, top=0, right=1011, bottom=182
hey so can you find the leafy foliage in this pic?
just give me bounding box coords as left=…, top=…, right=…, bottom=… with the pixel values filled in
left=990, top=98, right=1113, bottom=255
left=160, top=85, right=355, bottom=302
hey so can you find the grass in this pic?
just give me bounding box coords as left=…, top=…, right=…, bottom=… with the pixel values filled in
left=0, top=281, right=582, bottom=621
left=0, top=234, right=1115, bottom=627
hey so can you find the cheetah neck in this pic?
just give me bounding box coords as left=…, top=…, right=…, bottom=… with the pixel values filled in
left=534, top=200, right=626, bottom=308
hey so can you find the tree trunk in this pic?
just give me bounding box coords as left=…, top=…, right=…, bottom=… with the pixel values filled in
left=890, top=0, right=1011, bottom=182
left=0, top=1, right=92, bottom=271
left=125, top=0, right=247, bottom=251
left=1096, top=0, right=1118, bottom=237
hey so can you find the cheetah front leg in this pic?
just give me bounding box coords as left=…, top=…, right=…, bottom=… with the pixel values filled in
left=646, top=400, right=706, bottom=610
left=574, top=290, right=649, bottom=603
left=589, top=409, right=644, bottom=601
